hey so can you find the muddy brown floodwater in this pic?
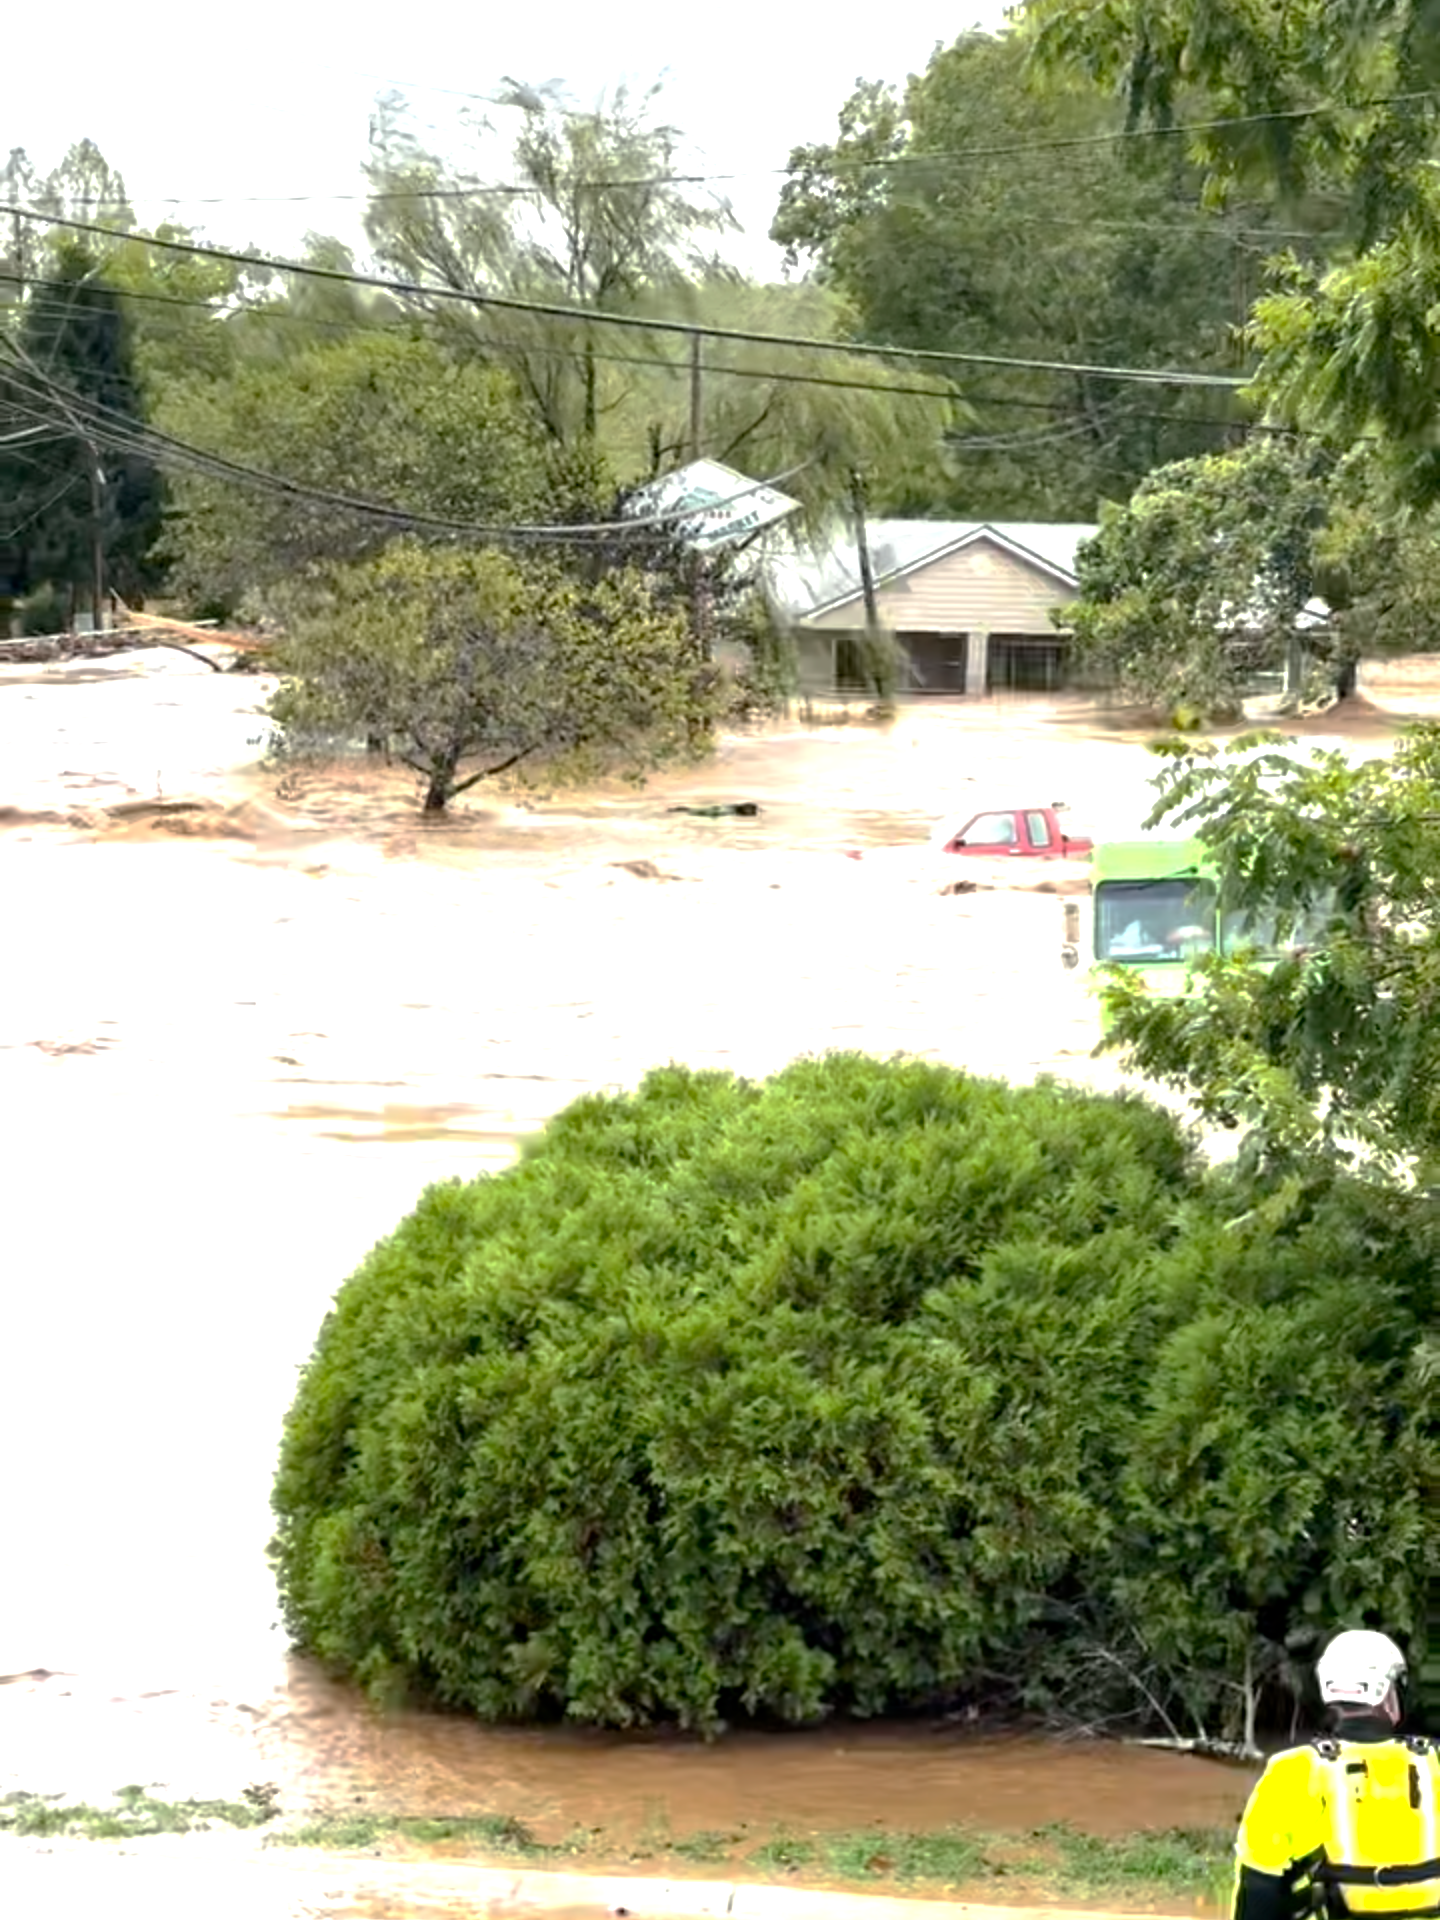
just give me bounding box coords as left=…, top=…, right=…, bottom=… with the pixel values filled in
left=1, top=651, right=1430, bottom=1899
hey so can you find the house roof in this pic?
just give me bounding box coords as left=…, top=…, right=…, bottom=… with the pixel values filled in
left=765, top=520, right=1099, bottom=622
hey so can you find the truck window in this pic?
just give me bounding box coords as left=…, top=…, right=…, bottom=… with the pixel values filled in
left=1025, top=810, right=1053, bottom=848
left=959, top=812, right=1018, bottom=847
left=1095, top=879, right=1218, bottom=962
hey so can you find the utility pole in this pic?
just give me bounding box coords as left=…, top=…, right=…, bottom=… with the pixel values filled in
left=686, top=330, right=709, bottom=661
left=688, top=331, right=702, bottom=463
left=849, top=468, right=880, bottom=631
left=849, top=467, right=891, bottom=704
left=85, top=440, right=106, bottom=631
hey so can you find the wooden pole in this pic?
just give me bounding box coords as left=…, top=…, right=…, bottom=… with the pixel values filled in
left=849, top=467, right=891, bottom=703
left=850, top=468, right=880, bottom=632
left=85, top=439, right=107, bottom=631
left=687, top=332, right=709, bottom=659
left=688, top=331, right=702, bottom=462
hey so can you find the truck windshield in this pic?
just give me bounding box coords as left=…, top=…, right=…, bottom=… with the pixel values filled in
left=1095, top=878, right=1218, bottom=963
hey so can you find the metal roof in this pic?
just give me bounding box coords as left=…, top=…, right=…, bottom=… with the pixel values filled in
left=765, top=520, right=1099, bottom=622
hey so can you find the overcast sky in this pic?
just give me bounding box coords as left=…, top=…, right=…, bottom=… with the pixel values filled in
left=7, top=0, right=1015, bottom=276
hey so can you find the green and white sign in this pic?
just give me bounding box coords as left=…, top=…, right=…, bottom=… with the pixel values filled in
left=628, top=459, right=801, bottom=552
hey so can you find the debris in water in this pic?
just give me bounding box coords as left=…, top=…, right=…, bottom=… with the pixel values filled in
left=665, top=803, right=760, bottom=817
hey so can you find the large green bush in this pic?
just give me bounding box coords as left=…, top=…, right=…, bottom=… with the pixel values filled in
left=271, top=1055, right=1436, bottom=1734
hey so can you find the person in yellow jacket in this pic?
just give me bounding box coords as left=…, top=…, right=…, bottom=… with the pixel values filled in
left=1234, top=1630, right=1439, bottom=1920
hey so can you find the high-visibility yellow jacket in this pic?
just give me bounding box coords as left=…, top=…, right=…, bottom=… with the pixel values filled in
left=1234, top=1738, right=1440, bottom=1920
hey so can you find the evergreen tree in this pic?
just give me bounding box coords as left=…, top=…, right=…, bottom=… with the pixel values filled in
left=0, top=238, right=163, bottom=616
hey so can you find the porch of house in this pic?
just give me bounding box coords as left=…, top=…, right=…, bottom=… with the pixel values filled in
left=793, top=628, right=1090, bottom=698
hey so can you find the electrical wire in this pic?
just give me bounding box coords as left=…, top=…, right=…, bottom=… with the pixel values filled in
left=0, top=356, right=815, bottom=538
left=0, top=274, right=1267, bottom=449
left=28, top=85, right=1440, bottom=205
left=0, top=207, right=1255, bottom=389
left=0, top=273, right=1262, bottom=438
left=0, top=471, right=85, bottom=542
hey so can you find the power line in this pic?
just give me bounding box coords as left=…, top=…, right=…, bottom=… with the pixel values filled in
left=0, top=355, right=815, bottom=539
left=2, top=282, right=1263, bottom=459
left=30, top=86, right=1440, bottom=206
left=31, top=197, right=1342, bottom=254
left=0, top=471, right=85, bottom=542
left=0, top=206, right=1255, bottom=390
left=0, top=273, right=1258, bottom=434
left=1, top=265, right=969, bottom=407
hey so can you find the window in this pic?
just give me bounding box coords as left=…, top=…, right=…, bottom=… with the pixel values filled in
left=958, top=811, right=1018, bottom=847
left=1025, top=811, right=1053, bottom=849
left=1095, top=879, right=1218, bottom=962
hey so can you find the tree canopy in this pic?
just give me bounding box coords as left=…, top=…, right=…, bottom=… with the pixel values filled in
left=0, top=237, right=163, bottom=617
left=1064, top=439, right=1335, bottom=714
left=268, top=540, right=716, bottom=812
left=154, top=328, right=552, bottom=615
left=1063, top=436, right=1440, bottom=713
left=363, top=81, right=738, bottom=450
left=271, top=1054, right=1435, bottom=1738
left=363, top=84, right=954, bottom=521
left=1097, top=725, right=1440, bottom=1184
left=1026, top=0, right=1440, bottom=505
left=769, top=27, right=1310, bottom=519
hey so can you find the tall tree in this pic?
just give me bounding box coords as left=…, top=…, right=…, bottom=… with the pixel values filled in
left=1025, top=0, right=1440, bottom=503
left=362, top=83, right=951, bottom=520
left=364, top=80, right=736, bottom=450
left=0, top=238, right=163, bottom=616
left=771, top=29, right=1338, bottom=520
left=31, top=138, right=134, bottom=236
left=154, top=327, right=551, bottom=615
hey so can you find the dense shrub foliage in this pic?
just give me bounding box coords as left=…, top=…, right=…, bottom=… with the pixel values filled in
left=271, top=1056, right=1436, bottom=1734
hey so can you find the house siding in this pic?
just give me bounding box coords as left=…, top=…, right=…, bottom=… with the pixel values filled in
left=805, top=539, right=1076, bottom=634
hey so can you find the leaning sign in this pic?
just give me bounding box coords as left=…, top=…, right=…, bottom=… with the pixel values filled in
left=626, top=459, right=801, bottom=553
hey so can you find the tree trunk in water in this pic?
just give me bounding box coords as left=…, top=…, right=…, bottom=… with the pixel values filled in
left=1284, top=630, right=1305, bottom=704
left=422, top=761, right=456, bottom=813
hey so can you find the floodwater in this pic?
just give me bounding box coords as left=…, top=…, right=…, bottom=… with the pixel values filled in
left=0, top=651, right=1423, bottom=1911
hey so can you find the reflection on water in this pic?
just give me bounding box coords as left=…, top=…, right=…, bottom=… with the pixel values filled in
left=0, top=665, right=1295, bottom=1855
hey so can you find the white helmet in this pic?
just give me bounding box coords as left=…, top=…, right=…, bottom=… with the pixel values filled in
left=1316, top=1630, right=1407, bottom=1711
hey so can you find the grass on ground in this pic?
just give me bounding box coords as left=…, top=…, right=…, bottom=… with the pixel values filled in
left=0, top=1785, right=1232, bottom=1908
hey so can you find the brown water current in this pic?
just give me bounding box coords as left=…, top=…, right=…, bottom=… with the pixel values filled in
left=1, top=652, right=1426, bottom=1895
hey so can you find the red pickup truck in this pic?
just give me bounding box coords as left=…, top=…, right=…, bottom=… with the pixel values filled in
left=935, top=804, right=1094, bottom=859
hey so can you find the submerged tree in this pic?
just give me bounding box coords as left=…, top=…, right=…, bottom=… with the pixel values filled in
left=1063, top=438, right=1336, bottom=714
left=268, top=540, right=716, bottom=812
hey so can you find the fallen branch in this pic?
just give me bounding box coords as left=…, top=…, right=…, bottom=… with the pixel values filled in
left=1126, top=1735, right=1262, bottom=1762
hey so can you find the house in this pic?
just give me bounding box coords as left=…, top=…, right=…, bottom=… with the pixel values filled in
left=765, top=520, right=1099, bottom=698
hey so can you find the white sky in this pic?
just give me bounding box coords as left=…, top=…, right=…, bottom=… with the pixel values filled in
left=6, top=0, right=1015, bottom=278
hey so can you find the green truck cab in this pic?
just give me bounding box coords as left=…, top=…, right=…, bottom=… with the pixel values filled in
left=1067, top=836, right=1330, bottom=1032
